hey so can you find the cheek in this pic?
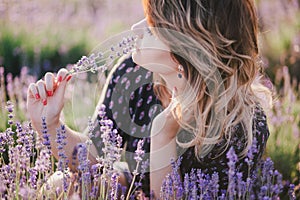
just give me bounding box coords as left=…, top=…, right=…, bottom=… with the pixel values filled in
left=133, top=49, right=167, bottom=64
left=133, top=49, right=169, bottom=66
left=132, top=36, right=177, bottom=73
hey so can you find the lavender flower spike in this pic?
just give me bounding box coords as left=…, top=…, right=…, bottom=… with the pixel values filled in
left=67, top=34, right=137, bottom=76
left=6, top=101, right=14, bottom=125
left=226, top=147, right=238, bottom=199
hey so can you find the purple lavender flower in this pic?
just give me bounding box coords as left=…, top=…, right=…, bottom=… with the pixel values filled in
left=91, top=163, right=102, bottom=180
left=183, top=173, right=190, bottom=196
left=245, top=137, right=258, bottom=168
left=110, top=172, right=119, bottom=200
left=99, top=118, right=122, bottom=177
left=169, top=157, right=184, bottom=199
left=6, top=101, right=14, bottom=126
left=82, top=171, right=91, bottom=185
left=56, top=125, right=70, bottom=193
left=28, top=168, right=38, bottom=189
left=77, top=143, right=90, bottom=172
left=41, top=117, right=51, bottom=153
left=139, top=159, right=149, bottom=180
left=236, top=172, right=246, bottom=199
left=191, top=183, right=197, bottom=200
left=22, top=122, right=35, bottom=157
left=98, top=104, right=106, bottom=119
left=226, top=147, right=238, bottom=199
left=71, top=145, right=78, bottom=167
left=16, top=122, right=26, bottom=146
left=218, top=192, right=226, bottom=200
left=134, top=139, right=145, bottom=163
left=0, top=131, right=7, bottom=153
left=259, top=185, right=268, bottom=199
left=4, top=127, right=14, bottom=148
left=18, top=185, right=35, bottom=199
left=196, top=169, right=206, bottom=196
left=160, top=174, right=173, bottom=199
left=77, top=143, right=91, bottom=198
left=261, top=158, right=274, bottom=186
left=161, top=157, right=184, bottom=199
left=288, top=184, right=296, bottom=200
left=87, top=116, right=95, bottom=138
left=210, top=172, right=219, bottom=198
left=34, top=148, right=51, bottom=172
left=90, top=185, right=98, bottom=199
left=56, top=125, right=68, bottom=171
left=272, top=170, right=283, bottom=197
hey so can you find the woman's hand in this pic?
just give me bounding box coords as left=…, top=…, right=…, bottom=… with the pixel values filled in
left=27, top=68, right=72, bottom=129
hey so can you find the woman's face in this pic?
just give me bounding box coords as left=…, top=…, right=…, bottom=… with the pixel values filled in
left=131, top=19, right=178, bottom=75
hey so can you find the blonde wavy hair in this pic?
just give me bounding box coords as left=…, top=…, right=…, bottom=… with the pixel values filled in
left=143, top=0, right=272, bottom=158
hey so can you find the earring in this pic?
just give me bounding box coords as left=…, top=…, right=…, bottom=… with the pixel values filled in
left=178, top=64, right=184, bottom=79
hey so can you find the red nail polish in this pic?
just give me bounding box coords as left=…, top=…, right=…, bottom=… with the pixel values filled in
left=58, top=76, right=62, bottom=82
left=35, top=93, right=40, bottom=100
left=66, top=75, right=72, bottom=82
left=46, top=90, right=53, bottom=96
left=42, top=99, right=47, bottom=106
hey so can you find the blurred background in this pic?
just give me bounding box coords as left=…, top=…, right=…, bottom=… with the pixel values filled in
left=0, top=0, right=144, bottom=77
left=0, top=0, right=299, bottom=198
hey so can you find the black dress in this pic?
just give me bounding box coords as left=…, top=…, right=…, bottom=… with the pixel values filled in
left=92, top=57, right=270, bottom=197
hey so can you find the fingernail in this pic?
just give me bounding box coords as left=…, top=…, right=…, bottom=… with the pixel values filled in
left=35, top=93, right=40, bottom=100
left=58, top=76, right=62, bottom=82
left=42, top=99, right=47, bottom=106
left=66, top=75, right=72, bottom=82
left=46, top=90, right=53, bottom=96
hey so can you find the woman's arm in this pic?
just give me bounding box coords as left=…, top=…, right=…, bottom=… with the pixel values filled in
left=31, top=119, right=99, bottom=171
left=150, top=132, right=177, bottom=197
left=149, top=95, right=180, bottom=197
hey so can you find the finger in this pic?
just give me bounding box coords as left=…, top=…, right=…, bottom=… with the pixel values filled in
left=45, top=72, right=54, bottom=96
left=56, top=68, right=69, bottom=83
left=54, top=75, right=70, bottom=100
left=36, top=80, right=47, bottom=106
left=28, top=83, right=40, bottom=100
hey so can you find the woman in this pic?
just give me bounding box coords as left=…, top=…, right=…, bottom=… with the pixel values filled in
left=131, top=0, right=272, bottom=196
left=27, top=0, right=272, bottom=198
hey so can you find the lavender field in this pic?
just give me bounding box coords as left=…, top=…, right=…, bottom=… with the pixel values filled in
left=0, top=0, right=299, bottom=199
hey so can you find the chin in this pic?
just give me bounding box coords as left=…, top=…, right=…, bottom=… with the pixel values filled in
left=132, top=51, right=148, bottom=67
left=131, top=51, right=138, bottom=64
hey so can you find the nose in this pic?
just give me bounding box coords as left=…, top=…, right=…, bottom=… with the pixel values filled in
left=131, top=19, right=148, bottom=38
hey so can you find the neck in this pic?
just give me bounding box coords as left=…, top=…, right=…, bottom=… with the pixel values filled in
left=159, top=72, right=186, bottom=94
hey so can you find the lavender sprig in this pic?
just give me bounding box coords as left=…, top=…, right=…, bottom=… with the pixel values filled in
left=77, top=143, right=91, bottom=200
left=126, top=139, right=145, bottom=200
left=67, top=35, right=137, bottom=76
left=6, top=101, right=14, bottom=126
left=56, top=124, right=70, bottom=195
left=226, top=147, right=238, bottom=199
left=41, top=117, right=51, bottom=154
left=0, top=131, right=7, bottom=154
